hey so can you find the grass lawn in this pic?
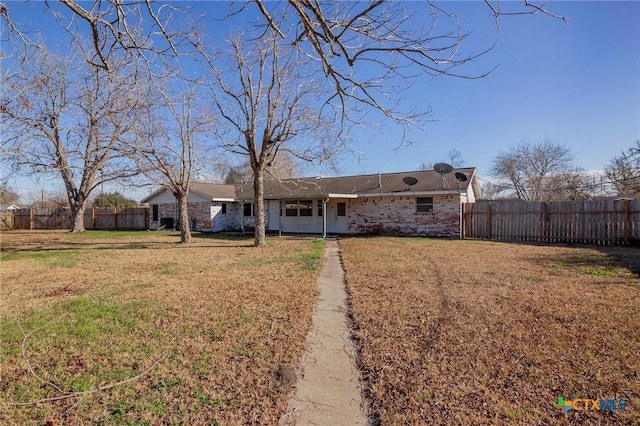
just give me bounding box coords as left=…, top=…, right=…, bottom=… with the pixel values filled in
left=341, top=237, right=640, bottom=425
left=0, top=230, right=323, bottom=425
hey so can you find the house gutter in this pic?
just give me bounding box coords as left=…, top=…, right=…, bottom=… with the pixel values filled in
left=322, top=199, right=327, bottom=239
left=358, top=190, right=466, bottom=197
left=236, top=193, right=358, bottom=201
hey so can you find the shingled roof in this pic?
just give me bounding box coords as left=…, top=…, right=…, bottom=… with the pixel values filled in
left=143, top=168, right=479, bottom=202
left=189, top=182, right=237, bottom=200
left=236, top=168, right=478, bottom=200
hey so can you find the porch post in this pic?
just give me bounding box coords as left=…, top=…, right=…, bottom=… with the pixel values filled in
left=241, top=200, right=245, bottom=235
left=278, top=200, right=282, bottom=237
left=322, top=199, right=327, bottom=239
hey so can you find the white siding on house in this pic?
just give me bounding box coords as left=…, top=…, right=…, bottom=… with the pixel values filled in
left=267, top=199, right=324, bottom=234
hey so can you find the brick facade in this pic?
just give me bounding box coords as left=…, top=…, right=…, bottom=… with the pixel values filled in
left=148, top=201, right=213, bottom=231
left=149, top=196, right=461, bottom=236
left=348, top=195, right=461, bottom=237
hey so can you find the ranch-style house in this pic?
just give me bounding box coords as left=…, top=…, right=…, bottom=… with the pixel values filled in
left=141, top=168, right=480, bottom=238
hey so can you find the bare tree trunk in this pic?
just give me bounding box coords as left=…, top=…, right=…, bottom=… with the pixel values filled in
left=70, top=203, right=87, bottom=233
left=176, top=192, right=192, bottom=243
left=253, top=167, right=266, bottom=247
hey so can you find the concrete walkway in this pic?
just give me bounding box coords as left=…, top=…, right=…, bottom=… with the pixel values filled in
left=279, top=239, right=367, bottom=426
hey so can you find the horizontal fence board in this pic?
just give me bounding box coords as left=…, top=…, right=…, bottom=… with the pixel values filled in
left=463, top=199, right=640, bottom=245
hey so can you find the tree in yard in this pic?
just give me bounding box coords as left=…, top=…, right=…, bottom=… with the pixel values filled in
left=198, top=34, right=340, bottom=246
left=490, top=139, right=594, bottom=201
left=92, top=192, right=138, bottom=208
left=131, top=84, right=215, bottom=243
left=605, top=141, right=640, bottom=197
left=1, top=48, right=143, bottom=232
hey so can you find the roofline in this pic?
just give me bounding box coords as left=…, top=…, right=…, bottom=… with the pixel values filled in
left=358, top=190, right=466, bottom=197
left=276, top=167, right=477, bottom=183
left=237, top=190, right=466, bottom=201
left=256, top=193, right=359, bottom=200
left=140, top=187, right=166, bottom=203
left=142, top=186, right=236, bottom=203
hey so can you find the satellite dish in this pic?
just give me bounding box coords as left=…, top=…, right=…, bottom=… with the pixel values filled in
left=455, top=172, right=468, bottom=182
left=433, top=163, right=453, bottom=174
left=403, top=176, right=418, bottom=187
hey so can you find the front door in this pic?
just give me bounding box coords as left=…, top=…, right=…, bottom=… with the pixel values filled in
left=327, top=200, right=348, bottom=234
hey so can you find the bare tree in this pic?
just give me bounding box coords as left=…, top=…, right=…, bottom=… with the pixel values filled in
left=199, top=33, right=340, bottom=246
left=605, top=141, right=640, bottom=198
left=132, top=84, right=215, bottom=243
left=418, top=149, right=466, bottom=170
left=478, top=181, right=506, bottom=200
left=490, top=139, right=591, bottom=202
left=251, top=2, right=564, bottom=130
left=1, top=48, right=142, bottom=232
left=224, top=153, right=300, bottom=184
left=23, top=190, right=70, bottom=209
left=0, top=185, right=19, bottom=206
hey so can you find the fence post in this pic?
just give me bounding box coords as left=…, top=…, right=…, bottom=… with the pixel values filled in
left=29, top=209, right=34, bottom=230
left=91, top=208, right=96, bottom=230
left=623, top=199, right=630, bottom=245
left=461, top=203, right=466, bottom=239
left=114, top=208, right=118, bottom=230
left=485, top=202, right=492, bottom=240
left=542, top=202, right=549, bottom=242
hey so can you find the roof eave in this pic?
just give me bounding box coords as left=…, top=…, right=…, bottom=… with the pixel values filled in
left=359, top=190, right=466, bottom=197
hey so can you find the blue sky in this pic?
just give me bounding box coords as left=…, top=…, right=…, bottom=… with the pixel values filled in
left=3, top=1, right=639, bottom=202
left=350, top=1, right=639, bottom=177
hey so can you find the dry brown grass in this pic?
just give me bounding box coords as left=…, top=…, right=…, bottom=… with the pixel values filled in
left=0, top=230, right=322, bottom=425
left=341, top=237, right=640, bottom=425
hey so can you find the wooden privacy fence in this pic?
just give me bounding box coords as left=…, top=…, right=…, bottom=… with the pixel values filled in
left=10, top=207, right=149, bottom=230
left=463, top=199, right=640, bottom=245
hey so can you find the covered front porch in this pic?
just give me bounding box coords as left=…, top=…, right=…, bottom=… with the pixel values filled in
left=266, top=195, right=356, bottom=237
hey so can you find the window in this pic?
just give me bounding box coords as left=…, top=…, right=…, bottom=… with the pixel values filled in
left=284, top=200, right=313, bottom=217
left=152, top=204, right=159, bottom=221
left=318, top=201, right=323, bottom=217
left=243, top=203, right=254, bottom=217
left=416, top=197, right=433, bottom=213
left=285, top=201, right=298, bottom=216
left=299, top=200, right=312, bottom=216
left=337, top=202, right=346, bottom=217
left=221, top=203, right=227, bottom=214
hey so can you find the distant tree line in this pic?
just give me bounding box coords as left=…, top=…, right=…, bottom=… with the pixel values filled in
left=481, top=139, right=638, bottom=201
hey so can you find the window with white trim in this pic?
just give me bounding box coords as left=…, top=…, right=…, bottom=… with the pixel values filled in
left=284, top=200, right=313, bottom=216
